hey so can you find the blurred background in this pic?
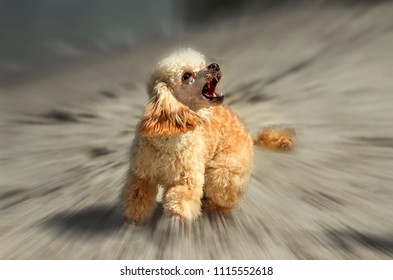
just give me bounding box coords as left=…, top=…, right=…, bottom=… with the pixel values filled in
left=1, top=0, right=380, bottom=84
left=0, top=0, right=271, bottom=84
left=1, top=0, right=393, bottom=259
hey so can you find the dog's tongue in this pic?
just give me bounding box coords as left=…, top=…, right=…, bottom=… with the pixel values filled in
left=208, top=90, right=221, bottom=98
left=207, top=83, right=221, bottom=97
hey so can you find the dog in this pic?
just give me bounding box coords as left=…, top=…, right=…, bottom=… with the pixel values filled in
left=122, top=48, right=295, bottom=223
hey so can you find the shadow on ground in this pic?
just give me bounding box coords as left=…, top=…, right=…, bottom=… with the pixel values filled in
left=44, top=204, right=123, bottom=235
left=43, top=203, right=166, bottom=235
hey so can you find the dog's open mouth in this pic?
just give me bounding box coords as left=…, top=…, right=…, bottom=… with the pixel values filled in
left=201, top=76, right=224, bottom=103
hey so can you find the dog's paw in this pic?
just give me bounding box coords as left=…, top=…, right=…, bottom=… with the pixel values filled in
left=163, top=202, right=201, bottom=221
left=122, top=204, right=154, bottom=225
left=163, top=185, right=202, bottom=221
left=163, top=198, right=202, bottom=221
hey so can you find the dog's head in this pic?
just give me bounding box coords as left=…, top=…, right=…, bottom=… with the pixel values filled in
left=140, top=48, right=224, bottom=136
left=148, top=48, right=224, bottom=108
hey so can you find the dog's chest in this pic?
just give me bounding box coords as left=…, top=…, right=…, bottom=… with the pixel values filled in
left=148, top=133, right=194, bottom=153
left=137, top=131, right=206, bottom=184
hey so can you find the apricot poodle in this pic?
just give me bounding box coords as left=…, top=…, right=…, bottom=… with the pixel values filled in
left=122, top=48, right=295, bottom=223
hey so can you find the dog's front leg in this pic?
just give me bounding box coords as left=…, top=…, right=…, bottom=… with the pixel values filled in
left=122, top=174, right=157, bottom=224
left=163, top=178, right=204, bottom=221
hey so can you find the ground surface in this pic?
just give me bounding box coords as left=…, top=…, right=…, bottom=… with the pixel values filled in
left=1, top=3, right=393, bottom=259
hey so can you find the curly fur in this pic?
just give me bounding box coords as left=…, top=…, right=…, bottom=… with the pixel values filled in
left=122, top=48, right=295, bottom=223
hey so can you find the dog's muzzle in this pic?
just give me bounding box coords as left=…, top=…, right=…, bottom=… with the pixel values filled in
left=201, top=63, right=224, bottom=104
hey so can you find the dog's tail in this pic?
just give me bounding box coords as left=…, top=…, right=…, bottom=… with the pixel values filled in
left=253, top=125, right=296, bottom=152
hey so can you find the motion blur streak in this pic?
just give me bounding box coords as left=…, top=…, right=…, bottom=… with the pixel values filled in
left=1, top=0, right=393, bottom=259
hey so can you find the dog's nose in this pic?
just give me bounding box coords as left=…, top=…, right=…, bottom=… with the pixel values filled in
left=208, top=63, right=220, bottom=71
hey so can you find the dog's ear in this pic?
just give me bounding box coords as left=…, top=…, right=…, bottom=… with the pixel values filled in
left=139, top=82, right=201, bottom=136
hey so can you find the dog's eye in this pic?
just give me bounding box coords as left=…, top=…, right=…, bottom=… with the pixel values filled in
left=182, top=72, right=192, bottom=81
